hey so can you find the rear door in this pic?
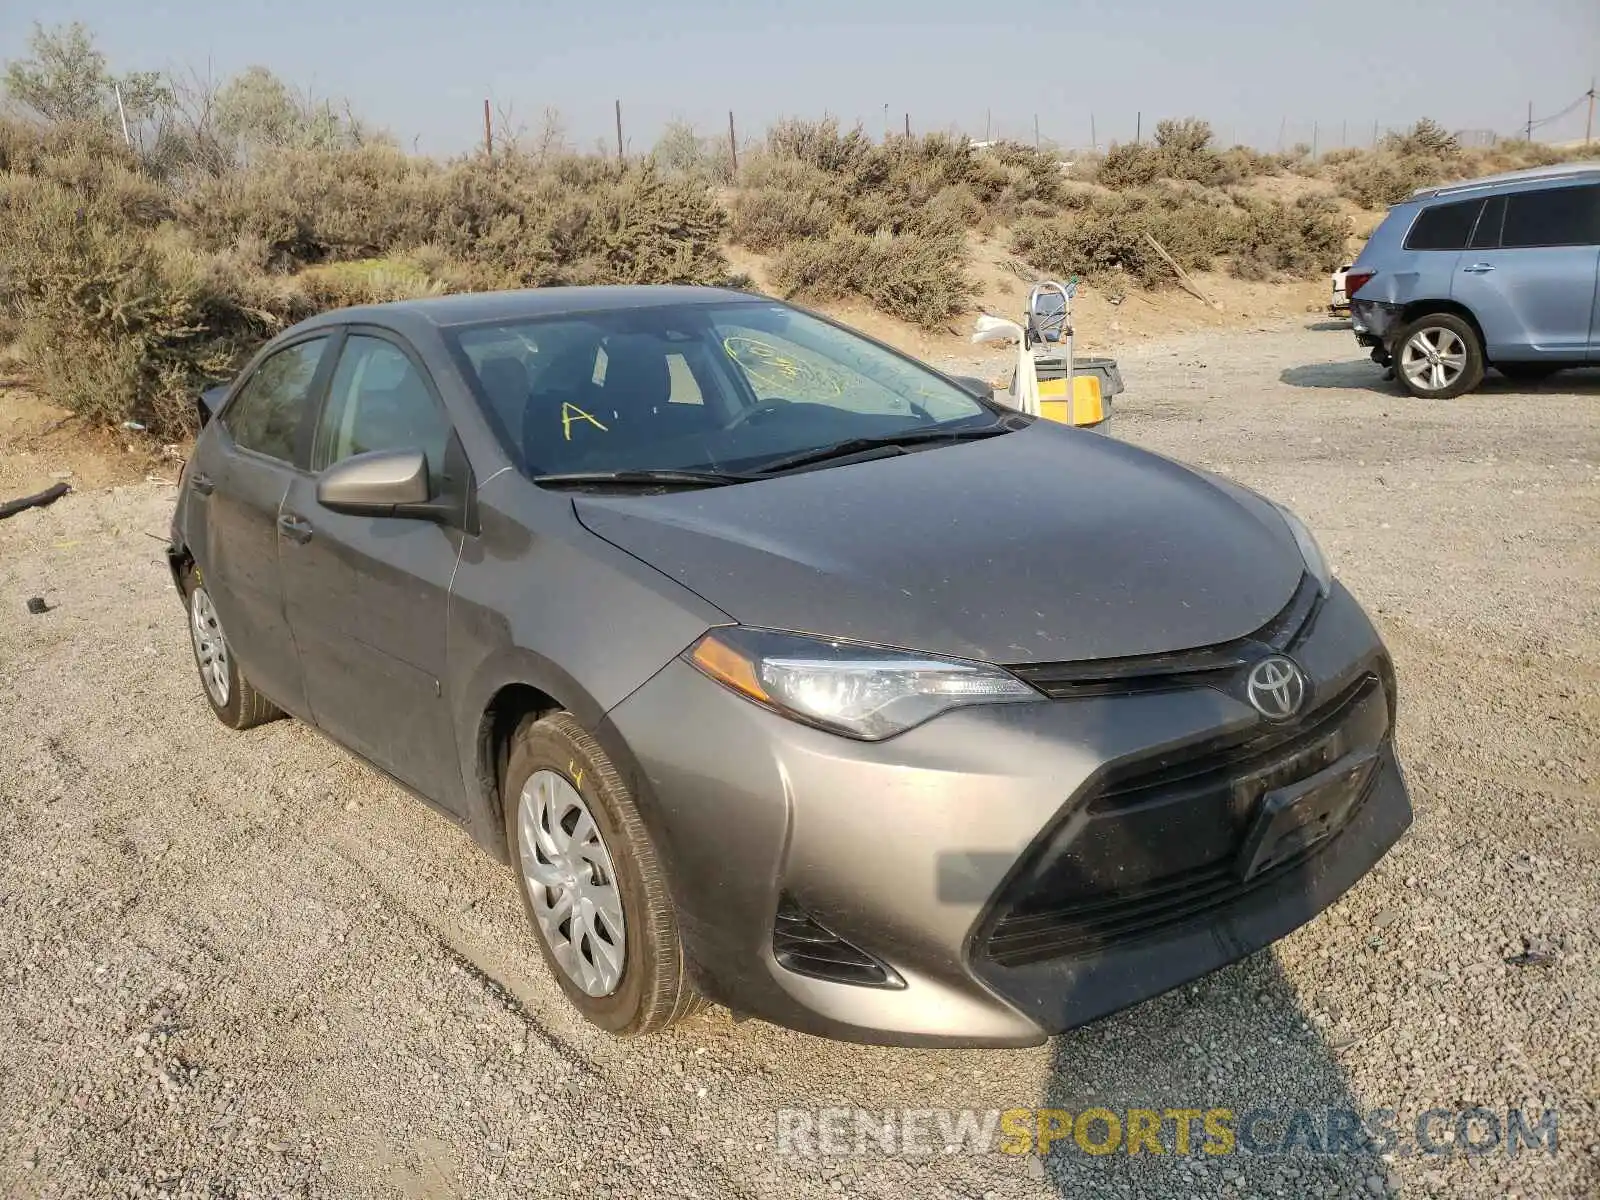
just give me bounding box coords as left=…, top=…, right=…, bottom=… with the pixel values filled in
left=1451, top=183, right=1600, bottom=360
left=203, top=334, right=335, bottom=717
left=278, top=327, right=471, bottom=809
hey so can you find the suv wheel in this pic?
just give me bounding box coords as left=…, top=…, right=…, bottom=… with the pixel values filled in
left=503, top=712, right=705, bottom=1035
left=1393, top=313, right=1484, bottom=399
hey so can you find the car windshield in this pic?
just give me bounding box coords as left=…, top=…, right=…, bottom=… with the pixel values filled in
left=444, top=299, right=998, bottom=480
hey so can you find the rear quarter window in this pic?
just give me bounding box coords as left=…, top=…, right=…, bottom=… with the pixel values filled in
left=1501, top=184, right=1600, bottom=248
left=1404, top=198, right=1485, bottom=251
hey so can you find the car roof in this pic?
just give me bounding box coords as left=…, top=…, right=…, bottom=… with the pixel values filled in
left=1409, top=159, right=1600, bottom=201
left=289, top=284, right=764, bottom=335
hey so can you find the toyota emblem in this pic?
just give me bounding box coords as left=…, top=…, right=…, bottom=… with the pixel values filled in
left=1246, top=656, right=1308, bottom=721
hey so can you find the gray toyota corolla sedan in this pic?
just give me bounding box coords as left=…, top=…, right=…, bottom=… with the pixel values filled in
left=166, top=285, right=1411, bottom=1047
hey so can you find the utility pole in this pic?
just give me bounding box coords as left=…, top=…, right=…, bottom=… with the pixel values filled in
left=1526, top=100, right=1533, bottom=143
left=482, top=98, right=492, bottom=156
left=883, top=103, right=889, bottom=142
left=985, top=108, right=991, bottom=142
left=728, top=110, right=739, bottom=173
left=1341, top=118, right=1347, bottom=149
left=1311, top=120, right=1318, bottom=159
left=904, top=112, right=910, bottom=138
left=1034, top=113, right=1040, bottom=148
left=615, top=99, right=624, bottom=159
left=1371, top=118, right=1378, bottom=148
left=1586, top=79, right=1596, bottom=146
left=1134, top=111, right=1141, bottom=145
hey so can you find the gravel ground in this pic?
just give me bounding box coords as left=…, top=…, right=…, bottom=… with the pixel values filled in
left=2, top=320, right=1596, bottom=1199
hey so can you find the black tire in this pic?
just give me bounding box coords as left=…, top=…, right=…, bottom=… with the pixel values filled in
left=1391, top=312, right=1484, bottom=399
left=180, top=567, right=283, bottom=730
left=1495, top=362, right=1563, bottom=381
left=502, top=711, right=705, bottom=1036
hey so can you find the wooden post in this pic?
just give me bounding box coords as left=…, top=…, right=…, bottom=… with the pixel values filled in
left=1033, top=113, right=1040, bottom=148
left=904, top=112, right=910, bottom=138
left=1090, top=111, right=1096, bottom=151
left=1586, top=79, right=1596, bottom=146
left=483, top=98, right=492, bottom=156
left=1525, top=100, right=1533, bottom=143
left=985, top=109, right=991, bottom=141
left=1135, top=111, right=1141, bottom=144
left=1311, top=120, right=1318, bottom=159
left=728, top=110, right=739, bottom=172
left=1372, top=118, right=1378, bottom=148
left=615, top=99, right=624, bottom=159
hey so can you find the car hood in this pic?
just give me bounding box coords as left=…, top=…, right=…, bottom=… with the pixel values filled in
left=572, top=423, right=1305, bottom=665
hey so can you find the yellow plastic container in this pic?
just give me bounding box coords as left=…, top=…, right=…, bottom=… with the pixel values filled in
left=1037, top=373, right=1105, bottom=426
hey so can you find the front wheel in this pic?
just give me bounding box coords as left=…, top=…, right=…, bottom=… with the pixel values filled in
left=1393, top=313, right=1484, bottom=399
left=503, top=712, right=705, bottom=1036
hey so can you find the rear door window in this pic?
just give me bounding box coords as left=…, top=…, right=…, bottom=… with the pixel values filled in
left=1404, top=198, right=1485, bottom=251
left=224, top=337, right=329, bottom=463
left=1500, top=184, right=1600, bottom=248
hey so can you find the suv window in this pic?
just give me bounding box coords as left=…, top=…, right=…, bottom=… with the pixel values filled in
left=224, top=338, right=328, bottom=462
left=314, top=334, right=452, bottom=492
left=1404, top=198, right=1484, bottom=251
left=1501, top=184, right=1600, bottom=248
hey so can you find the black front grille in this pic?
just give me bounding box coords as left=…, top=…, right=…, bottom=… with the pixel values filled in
left=773, top=895, right=904, bottom=989
left=980, top=672, right=1390, bottom=968
left=1010, top=572, right=1322, bottom=698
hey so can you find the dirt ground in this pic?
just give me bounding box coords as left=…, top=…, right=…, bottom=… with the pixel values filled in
left=2, top=320, right=1597, bottom=1200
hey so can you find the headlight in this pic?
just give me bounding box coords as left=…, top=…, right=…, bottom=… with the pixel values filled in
left=1273, top=502, right=1332, bottom=593
left=686, top=627, right=1038, bottom=740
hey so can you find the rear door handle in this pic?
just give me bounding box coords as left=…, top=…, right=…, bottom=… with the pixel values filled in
left=1462, top=263, right=1496, bottom=274
left=277, top=513, right=314, bottom=544
left=191, top=472, right=215, bottom=496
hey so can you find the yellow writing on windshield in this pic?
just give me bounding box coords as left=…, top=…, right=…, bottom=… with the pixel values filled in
left=561, top=402, right=608, bottom=441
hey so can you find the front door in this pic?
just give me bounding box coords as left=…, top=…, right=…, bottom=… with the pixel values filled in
left=1452, top=184, right=1600, bottom=361
left=202, top=335, right=333, bottom=718
left=278, top=329, right=469, bottom=810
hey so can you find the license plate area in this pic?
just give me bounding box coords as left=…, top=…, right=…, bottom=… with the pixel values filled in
left=1235, top=749, right=1378, bottom=881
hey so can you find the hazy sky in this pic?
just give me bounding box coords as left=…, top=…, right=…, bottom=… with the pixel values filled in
left=3, top=0, right=1597, bottom=156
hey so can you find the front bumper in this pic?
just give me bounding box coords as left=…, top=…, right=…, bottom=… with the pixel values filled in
left=602, top=582, right=1411, bottom=1047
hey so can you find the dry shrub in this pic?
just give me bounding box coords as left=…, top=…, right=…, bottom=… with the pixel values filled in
left=768, top=227, right=974, bottom=326
left=1012, top=186, right=1349, bottom=288
left=0, top=173, right=301, bottom=438
left=180, top=144, right=441, bottom=267
left=1227, top=193, right=1350, bottom=279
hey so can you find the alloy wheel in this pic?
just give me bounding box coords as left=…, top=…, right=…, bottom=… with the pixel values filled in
left=189, top=586, right=231, bottom=707
left=1399, top=326, right=1467, bottom=394
left=517, top=769, right=627, bottom=997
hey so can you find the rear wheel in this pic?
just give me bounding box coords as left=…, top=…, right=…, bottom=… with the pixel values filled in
left=1394, top=313, right=1484, bottom=399
left=183, top=569, right=283, bottom=730
left=503, top=711, right=705, bottom=1036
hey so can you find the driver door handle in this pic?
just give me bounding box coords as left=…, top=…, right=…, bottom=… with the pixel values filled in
left=1462, top=263, right=1496, bottom=274
left=277, top=513, right=314, bottom=544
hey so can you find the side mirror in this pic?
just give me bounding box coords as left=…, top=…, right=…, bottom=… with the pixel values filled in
left=948, top=374, right=995, bottom=400
left=317, top=448, right=431, bottom=517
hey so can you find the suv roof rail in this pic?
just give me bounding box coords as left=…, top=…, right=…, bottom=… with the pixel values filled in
left=1409, top=159, right=1600, bottom=200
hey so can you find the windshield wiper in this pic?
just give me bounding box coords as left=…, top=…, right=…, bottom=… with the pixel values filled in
left=752, top=422, right=1015, bottom=477
left=532, top=468, right=760, bottom=490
